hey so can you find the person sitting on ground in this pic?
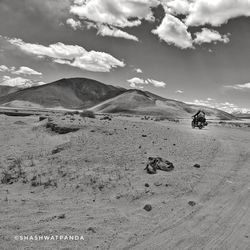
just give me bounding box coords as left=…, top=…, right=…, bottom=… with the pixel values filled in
left=192, top=109, right=206, bottom=124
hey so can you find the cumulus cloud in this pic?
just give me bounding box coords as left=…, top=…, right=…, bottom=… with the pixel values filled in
left=185, top=0, right=250, bottom=27
left=70, top=0, right=158, bottom=28
left=162, top=0, right=190, bottom=15
left=147, top=78, right=166, bottom=87
left=0, top=76, right=45, bottom=88
left=0, top=65, right=42, bottom=76
left=127, top=77, right=147, bottom=89
left=194, top=28, right=230, bottom=45
left=127, top=77, right=166, bottom=88
left=66, top=18, right=82, bottom=30
left=152, top=14, right=193, bottom=49
left=8, top=38, right=125, bottom=72
left=68, top=0, right=159, bottom=41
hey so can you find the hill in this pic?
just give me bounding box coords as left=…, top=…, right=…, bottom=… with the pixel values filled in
left=90, top=89, right=236, bottom=120
left=0, top=77, right=236, bottom=119
left=0, top=78, right=126, bottom=109
left=0, top=86, right=19, bottom=97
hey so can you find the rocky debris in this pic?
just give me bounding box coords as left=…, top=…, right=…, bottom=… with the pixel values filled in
left=188, top=201, right=196, bottom=206
left=145, top=157, right=174, bottom=174
left=193, top=164, right=201, bottom=168
left=87, top=227, right=96, bottom=233
left=141, top=116, right=150, bottom=120
left=51, top=146, right=64, bottom=155
left=143, top=204, right=152, bottom=212
left=46, top=121, right=80, bottom=134
left=100, top=116, right=112, bottom=121
left=145, top=183, right=150, bottom=187
left=142, top=134, right=147, bottom=137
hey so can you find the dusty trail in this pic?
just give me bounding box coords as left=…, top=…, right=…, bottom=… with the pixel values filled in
left=129, top=125, right=250, bottom=250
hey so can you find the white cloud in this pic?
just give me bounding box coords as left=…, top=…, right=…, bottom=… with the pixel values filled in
left=0, top=76, right=45, bottom=88
left=66, top=18, right=82, bottom=30
left=127, top=77, right=166, bottom=88
left=176, top=90, right=183, bottom=93
left=70, top=0, right=158, bottom=28
left=187, top=98, right=250, bottom=113
left=127, top=77, right=147, bottom=89
left=162, top=0, right=190, bottom=15
left=147, top=78, right=166, bottom=87
left=0, top=65, right=42, bottom=76
left=0, top=65, right=9, bottom=72
left=135, top=68, right=143, bottom=73
left=152, top=14, right=193, bottom=49
left=185, top=0, right=250, bottom=27
left=8, top=38, right=125, bottom=72
left=96, top=24, right=139, bottom=41
left=13, top=66, right=42, bottom=76
left=194, top=28, right=230, bottom=45
left=225, top=82, right=250, bottom=90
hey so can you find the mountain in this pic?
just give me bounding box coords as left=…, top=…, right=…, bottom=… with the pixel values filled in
left=0, top=86, right=19, bottom=97
left=90, top=89, right=236, bottom=120
left=0, top=77, right=236, bottom=119
left=0, top=78, right=126, bottom=109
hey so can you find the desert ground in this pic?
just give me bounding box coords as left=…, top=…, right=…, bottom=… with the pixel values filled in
left=0, top=112, right=250, bottom=250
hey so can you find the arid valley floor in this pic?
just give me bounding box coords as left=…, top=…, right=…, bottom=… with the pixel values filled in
left=0, top=113, right=250, bottom=250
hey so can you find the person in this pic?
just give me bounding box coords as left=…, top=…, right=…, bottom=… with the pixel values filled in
left=192, top=109, right=206, bottom=124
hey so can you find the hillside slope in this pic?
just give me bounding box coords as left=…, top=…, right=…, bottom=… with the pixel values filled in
left=0, top=78, right=126, bottom=109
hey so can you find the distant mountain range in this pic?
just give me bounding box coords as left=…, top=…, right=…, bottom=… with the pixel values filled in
left=0, top=77, right=236, bottom=120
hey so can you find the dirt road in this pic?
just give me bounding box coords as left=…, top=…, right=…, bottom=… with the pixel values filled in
left=0, top=114, right=250, bottom=250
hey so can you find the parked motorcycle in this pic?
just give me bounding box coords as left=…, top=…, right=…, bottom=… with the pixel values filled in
left=191, top=117, right=208, bottom=129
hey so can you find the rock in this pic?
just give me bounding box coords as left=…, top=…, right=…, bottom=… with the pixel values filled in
left=145, top=157, right=174, bottom=174
left=51, top=146, right=64, bottom=155
left=46, top=121, right=79, bottom=134
left=145, top=183, right=150, bottom=187
left=142, top=134, right=147, bottom=137
left=143, top=204, right=152, bottom=212
left=193, top=164, right=201, bottom=168
left=57, top=214, right=66, bottom=219
left=188, top=201, right=196, bottom=206
left=14, top=121, right=26, bottom=125
left=154, top=181, right=162, bottom=187
left=39, top=116, right=47, bottom=122
left=87, top=227, right=96, bottom=233
left=100, top=116, right=111, bottom=121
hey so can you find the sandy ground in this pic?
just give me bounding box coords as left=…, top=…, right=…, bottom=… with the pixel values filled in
left=0, top=114, right=250, bottom=250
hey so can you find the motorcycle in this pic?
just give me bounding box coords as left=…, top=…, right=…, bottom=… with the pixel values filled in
left=191, top=116, right=208, bottom=129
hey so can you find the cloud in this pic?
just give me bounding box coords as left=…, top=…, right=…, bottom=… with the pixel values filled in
left=96, top=24, right=138, bottom=41
left=69, top=0, right=158, bottom=40
left=135, top=68, right=143, bottom=73
left=0, top=76, right=45, bottom=88
left=185, top=0, right=250, bottom=27
left=0, top=65, right=42, bottom=76
left=13, top=66, right=42, bottom=76
left=7, top=38, right=125, bottom=72
left=127, top=77, right=166, bottom=88
left=70, top=0, right=158, bottom=28
left=147, top=78, right=166, bottom=87
left=187, top=98, right=250, bottom=113
left=0, top=65, right=9, bottom=72
left=194, top=28, right=230, bottom=45
left=176, top=90, right=184, bottom=93
left=225, top=82, right=250, bottom=90
left=66, top=18, right=82, bottom=30
left=162, top=0, right=190, bottom=15
left=127, top=77, right=147, bottom=89
left=152, top=14, right=193, bottom=49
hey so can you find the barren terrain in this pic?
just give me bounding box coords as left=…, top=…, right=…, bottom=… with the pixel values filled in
left=0, top=113, right=250, bottom=250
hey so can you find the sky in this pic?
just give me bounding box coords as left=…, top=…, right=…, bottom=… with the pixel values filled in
left=0, top=0, right=250, bottom=113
